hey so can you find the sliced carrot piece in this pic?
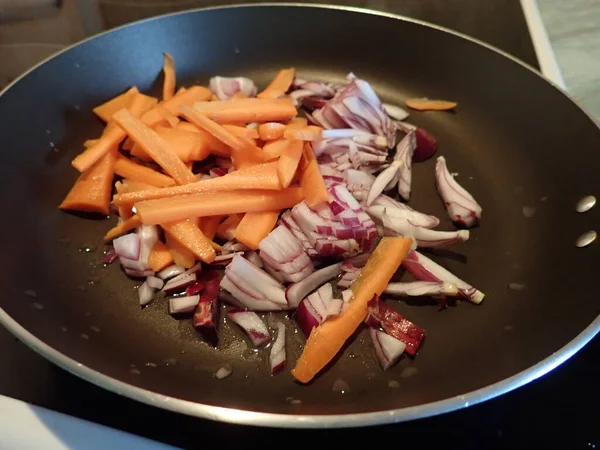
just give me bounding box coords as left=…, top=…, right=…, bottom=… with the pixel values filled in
left=93, top=87, right=139, bottom=122
left=222, top=124, right=259, bottom=140
left=148, top=240, right=174, bottom=272
left=291, top=237, right=413, bottom=383
left=257, top=68, right=295, bottom=99
left=284, top=125, right=323, bottom=141
left=161, top=85, right=212, bottom=115
left=258, top=122, right=286, bottom=141
left=84, top=139, right=99, bottom=148
left=165, top=232, right=195, bottom=268
left=277, top=140, right=303, bottom=188
left=191, top=98, right=297, bottom=124
left=176, top=122, right=230, bottom=158
left=118, top=179, right=156, bottom=192
left=262, top=138, right=291, bottom=161
left=176, top=87, right=187, bottom=96
left=234, top=210, right=280, bottom=250
left=113, top=162, right=281, bottom=206
left=72, top=94, right=152, bottom=172
left=140, top=104, right=180, bottom=129
left=103, top=214, right=142, bottom=242
left=114, top=155, right=176, bottom=188
left=136, top=188, right=304, bottom=225
left=286, top=117, right=308, bottom=129
left=114, top=181, right=133, bottom=219
left=179, top=105, right=246, bottom=151
left=216, top=214, right=244, bottom=241
left=162, top=53, right=176, bottom=101
left=301, top=144, right=329, bottom=206
left=230, top=139, right=264, bottom=170
left=210, top=94, right=219, bottom=101
left=60, top=146, right=118, bottom=215
left=232, top=92, right=248, bottom=99
left=161, top=220, right=216, bottom=264
left=405, top=98, right=457, bottom=111
left=113, top=108, right=196, bottom=185
left=131, top=126, right=210, bottom=162
left=199, top=215, right=223, bottom=241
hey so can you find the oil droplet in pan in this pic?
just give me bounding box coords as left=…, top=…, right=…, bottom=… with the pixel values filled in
left=332, top=379, right=350, bottom=394
left=576, top=230, right=597, bottom=248
left=576, top=195, right=596, bottom=213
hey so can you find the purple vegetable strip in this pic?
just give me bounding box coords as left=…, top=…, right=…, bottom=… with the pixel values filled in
left=402, top=250, right=485, bottom=304
left=435, top=156, right=482, bottom=227
left=193, top=271, right=221, bottom=347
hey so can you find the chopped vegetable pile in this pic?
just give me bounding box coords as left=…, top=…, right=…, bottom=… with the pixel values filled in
left=60, top=57, right=484, bottom=383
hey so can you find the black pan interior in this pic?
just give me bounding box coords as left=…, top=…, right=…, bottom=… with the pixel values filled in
left=0, top=5, right=599, bottom=417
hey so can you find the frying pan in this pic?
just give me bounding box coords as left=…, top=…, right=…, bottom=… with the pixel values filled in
left=0, top=4, right=599, bottom=428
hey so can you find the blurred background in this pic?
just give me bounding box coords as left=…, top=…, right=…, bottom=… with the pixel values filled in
left=0, top=0, right=599, bottom=118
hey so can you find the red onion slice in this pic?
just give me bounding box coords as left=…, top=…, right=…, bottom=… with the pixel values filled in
left=369, top=328, right=406, bottom=370
left=222, top=241, right=250, bottom=253
left=113, top=233, right=140, bottom=261
left=168, top=295, right=200, bottom=315
left=138, top=281, right=155, bottom=306
left=285, top=262, right=343, bottom=308
left=227, top=255, right=287, bottom=306
left=295, top=298, right=323, bottom=337
left=366, top=204, right=439, bottom=230
left=402, top=250, right=484, bottom=304
left=367, top=295, right=425, bottom=356
left=382, top=103, right=410, bottom=121
left=193, top=271, right=220, bottom=347
left=124, top=268, right=155, bottom=278
left=259, top=225, right=314, bottom=283
left=102, top=248, right=118, bottom=265
left=209, top=76, right=257, bottom=100
left=157, top=264, right=185, bottom=280
left=341, top=289, right=353, bottom=302
left=219, top=280, right=283, bottom=311
left=162, top=272, right=197, bottom=294
left=146, top=276, right=164, bottom=290
left=245, top=251, right=263, bottom=268
left=393, top=130, right=416, bottom=201
left=346, top=169, right=375, bottom=189
left=269, top=322, right=286, bottom=374
left=435, top=156, right=482, bottom=227
left=326, top=298, right=344, bottom=316
left=384, top=281, right=458, bottom=297
left=136, top=225, right=159, bottom=269
left=185, top=280, right=206, bottom=296
left=227, top=309, right=271, bottom=346
left=366, top=161, right=401, bottom=206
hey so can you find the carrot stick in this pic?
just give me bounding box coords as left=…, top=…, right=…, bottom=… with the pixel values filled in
left=257, top=68, right=295, bottom=99
left=232, top=92, right=248, bottom=99
left=160, top=85, right=212, bottom=114
left=114, top=155, right=176, bottom=188
left=199, top=215, right=223, bottom=241
left=118, top=179, right=156, bottom=192
left=176, top=122, right=231, bottom=158
left=136, top=188, right=304, bottom=225
left=93, top=87, right=139, bottom=122
left=176, top=87, right=187, bottom=96
left=113, top=108, right=196, bottom=185
left=222, top=124, right=259, bottom=140
left=216, top=214, right=244, bottom=241
left=284, top=125, right=323, bottom=141
left=230, top=141, right=264, bottom=170
left=165, top=232, right=196, bottom=268
left=234, top=210, right=280, bottom=250
left=179, top=105, right=246, bottom=151
left=277, top=140, right=303, bottom=188
left=291, top=237, right=413, bottom=383
left=72, top=94, right=152, bottom=172
left=148, top=240, right=174, bottom=272
left=162, top=53, right=176, bottom=101
left=60, top=146, right=118, bottom=215
left=131, top=126, right=211, bottom=162
left=161, top=220, right=216, bottom=264
left=258, top=122, right=286, bottom=141
left=103, top=214, right=142, bottom=242
left=84, top=139, right=99, bottom=148
left=286, top=117, right=308, bottom=129
left=301, top=144, right=329, bottom=206
left=262, top=138, right=292, bottom=161
left=191, top=98, right=297, bottom=124
left=113, top=161, right=281, bottom=206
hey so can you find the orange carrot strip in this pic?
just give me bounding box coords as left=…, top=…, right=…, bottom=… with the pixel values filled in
left=113, top=161, right=281, bottom=206
left=114, top=181, right=133, bottom=219
left=292, top=237, right=413, bottom=383
left=232, top=92, right=248, bottom=100
left=257, top=68, right=295, bottom=99
left=84, top=139, right=99, bottom=149
left=176, top=87, right=187, bottom=96
left=199, top=215, right=223, bottom=241
left=301, top=144, right=329, bottom=206
left=286, top=117, right=308, bottom=129
left=131, top=126, right=210, bottom=162
left=161, top=85, right=212, bottom=114
left=162, top=53, right=176, bottom=101
left=210, top=94, right=219, bottom=101
left=284, top=125, right=323, bottom=141
left=222, top=124, right=259, bottom=140
left=165, top=232, right=195, bottom=268
left=161, top=220, right=216, bottom=264
left=118, top=179, right=156, bottom=192
left=113, top=108, right=196, bottom=185
left=176, top=122, right=230, bottom=158
left=140, top=105, right=180, bottom=129
left=262, top=138, right=292, bottom=161
left=103, top=214, right=142, bottom=242
left=216, top=214, right=244, bottom=241
left=72, top=94, right=151, bottom=172
left=258, top=122, right=286, bottom=141
left=234, top=210, right=280, bottom=250
left=179, top=105, right=246, bottom=151
left=136, top=188, right=304, bottom=225
left=93, top=87, right=139, bottom=122
left=60, top=147, right=118, bottom=215
left=277, top=140, right=303, bottom=188
left=148, top=240, right=174, bottom=272
left=230, top=138, right=264, bottom=170
left=114, top=155, right=176, bottom=188
left=192, top=98, right=297, bottom=124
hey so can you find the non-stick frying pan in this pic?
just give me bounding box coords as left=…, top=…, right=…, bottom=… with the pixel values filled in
left=0, top=4, right=599, bottom=428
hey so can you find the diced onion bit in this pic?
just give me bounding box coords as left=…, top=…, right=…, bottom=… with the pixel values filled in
left=227, top=309, right=271, bottom=346
left=369, top=328, right=406, bottom=370
left=269, top=322, right=287, bottom=374
left=214, top=365, right=233, bottom=379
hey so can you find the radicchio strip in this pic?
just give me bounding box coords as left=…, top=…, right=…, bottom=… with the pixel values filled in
left=193, top=271, right=220, bottom=347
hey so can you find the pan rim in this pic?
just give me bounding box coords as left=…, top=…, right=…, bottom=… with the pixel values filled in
left=1, top=2, right=599, bottom=428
